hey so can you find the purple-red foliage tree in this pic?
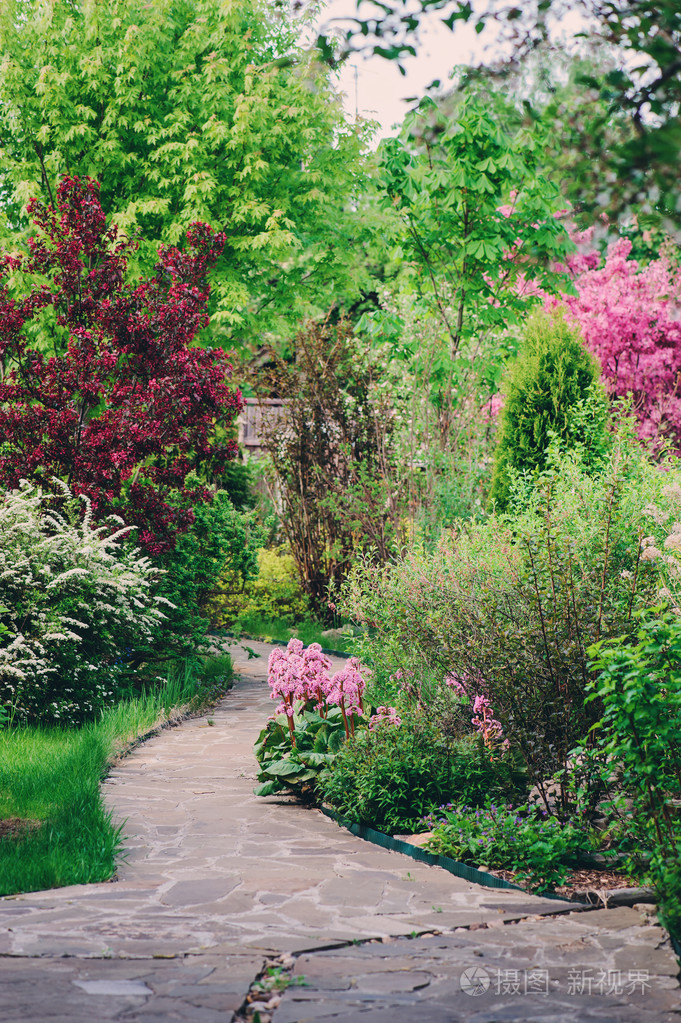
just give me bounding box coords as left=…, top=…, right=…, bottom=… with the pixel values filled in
left=556, top=231, right=681, bottom=449
left=0, top=177, right=243, bottom=553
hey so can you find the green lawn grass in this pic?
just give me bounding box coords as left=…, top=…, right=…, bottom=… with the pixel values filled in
left=0, top=654, right=233, bottom=896
left=231, top=614, right=353, bottom=652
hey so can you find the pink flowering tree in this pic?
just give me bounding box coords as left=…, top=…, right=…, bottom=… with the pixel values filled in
left=557, top=234, right=681, bottom=449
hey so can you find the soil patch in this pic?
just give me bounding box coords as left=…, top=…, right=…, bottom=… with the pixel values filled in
left=487, top=865, right=641, bottom=900
left=0, top=817, right=42, bottom=842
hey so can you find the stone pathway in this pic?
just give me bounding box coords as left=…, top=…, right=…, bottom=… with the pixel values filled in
left=0, top=639, right=678, bottom=1021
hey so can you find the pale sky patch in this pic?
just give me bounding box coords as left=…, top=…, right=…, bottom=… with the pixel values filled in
left=303, top=2, right=595, bottom=138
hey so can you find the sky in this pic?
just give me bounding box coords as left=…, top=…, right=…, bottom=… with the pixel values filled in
left=313, top=1, right=492, bottom=136
left=306, top=2, right=593, bottom=138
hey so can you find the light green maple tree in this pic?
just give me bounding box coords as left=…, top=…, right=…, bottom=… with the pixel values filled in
left=0, top=0, right=376, bottom=345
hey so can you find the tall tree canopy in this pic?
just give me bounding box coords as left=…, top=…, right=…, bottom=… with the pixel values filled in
left=370, top=94, right=572, bottom=439
left=316, top=0, right=681, bottom=230
left=0, top=0, right=374, bottom=345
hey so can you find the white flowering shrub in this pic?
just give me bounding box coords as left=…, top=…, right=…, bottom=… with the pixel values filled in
left=0, top=482, right=167, bottom=723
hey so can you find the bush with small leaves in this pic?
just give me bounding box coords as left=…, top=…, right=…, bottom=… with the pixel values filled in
left=320, top=718, right=524, bottom=835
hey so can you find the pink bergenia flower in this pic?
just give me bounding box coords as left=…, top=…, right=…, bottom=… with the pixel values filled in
left=445, top=673, right=468, bottom=697
left=267, top=639, right=334, bottom=713
left=327, top=657, right=367, bottom=737
left=445, top=670, right=507, bottom=754
left=267, top=638, right=330, bottom=734
left=445, top=669, right=486, bottom=700
left=327, top=657, right=366, bottom=715
left=300, top=642, right=333, bottom=713
left=267, top=640, right=369, bottom=740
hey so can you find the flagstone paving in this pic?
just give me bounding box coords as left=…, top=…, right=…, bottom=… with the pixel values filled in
left=0, top=639, right=678, bottom=1022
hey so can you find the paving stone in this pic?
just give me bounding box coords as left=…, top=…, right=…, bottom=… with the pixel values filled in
left=160, top=879, right=241, bottom=907
left=73, top=978, right=153, bottom=995
left=274, top=915, right=680, bottom=1023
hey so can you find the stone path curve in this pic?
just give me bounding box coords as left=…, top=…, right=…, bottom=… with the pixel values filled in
left=0, top=639, right=678, bottom=1022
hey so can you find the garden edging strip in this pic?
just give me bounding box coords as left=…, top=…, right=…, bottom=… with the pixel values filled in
left=320, top=806, right=587, bottom=905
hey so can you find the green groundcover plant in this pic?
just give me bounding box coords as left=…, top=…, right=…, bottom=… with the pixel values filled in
left=423, top=802, right=590, bottom=892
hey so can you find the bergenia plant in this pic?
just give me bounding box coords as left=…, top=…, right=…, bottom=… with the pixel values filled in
left=368, top=705, right=402, bottom=730
left=326, top=657, right=366, bottom=738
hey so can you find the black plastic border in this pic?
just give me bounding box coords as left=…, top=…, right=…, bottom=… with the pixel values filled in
left=321, top=806, right=577, bottom=904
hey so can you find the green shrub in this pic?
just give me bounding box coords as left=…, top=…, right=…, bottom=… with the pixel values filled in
left=159, top=485, right=265, bottom=651
left=216, top=547, right=310, bottom=627
left=424, top=803, right=590, bottom=892
left=589, top=609, right=681, bottom=939
left=342, top=431, right=674, bottom=808
left=489, top=311, right=606, bottom=509
left=319, top=719, right=524, bottom=834
left=0, top=482, right=166, bottom=724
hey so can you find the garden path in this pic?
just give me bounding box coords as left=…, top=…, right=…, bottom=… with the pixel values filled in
left=0, top=639, right=678, bottom=1022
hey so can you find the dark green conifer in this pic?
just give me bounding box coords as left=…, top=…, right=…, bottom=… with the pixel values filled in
left=489, top=312, right=604, bottom=508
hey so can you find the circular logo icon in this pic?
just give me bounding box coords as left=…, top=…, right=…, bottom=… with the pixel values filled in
left=460, top=966, right=491, bottom=996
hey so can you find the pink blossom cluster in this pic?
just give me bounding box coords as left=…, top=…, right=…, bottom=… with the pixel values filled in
left=554, top=233, right=681, bottom=448
left=326, top=657, right=366, bottom=718
left=389, top=669, right=413, bottom=682
left=368, top=705, right=402, bottom=730
left=268, top=639, right=332, bottom=718
left=444, top=672, right=468, bottom=697
left=445, top=671, right=508, bottom=750
left=445, top=669, right=486, bottom=699
left=471, top=694, right=507, bottom=749
left=389, top=667, right=421, bottom=705
left=267, top=640, right=367, bottom=740
left=480, top=393, right=504, bottom=422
